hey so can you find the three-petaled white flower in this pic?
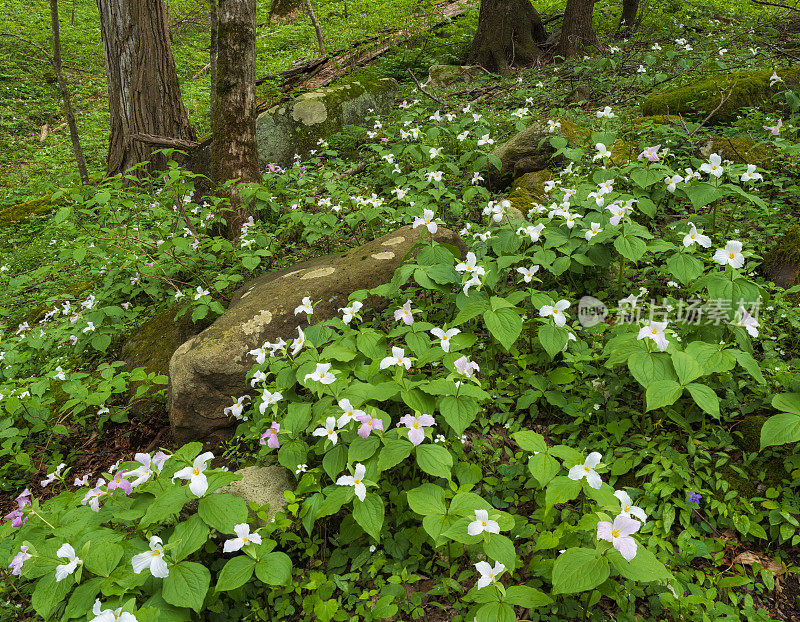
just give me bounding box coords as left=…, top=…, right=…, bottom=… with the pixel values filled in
left=468, top=509, right=500, bottom=536
left=223, top=523, right=262, bottom=553
left=430, top=327, right=460, bottom=352
left=394, top=299, right=415, bottom=325
left=305, top=362, right=336, bottom=385
left=131, top=536, right=169, bottom=578
left=683, top=223, right=711, bottom=248
left=172, top=451, right=214, bottom=497
left=735, top=306, right=760, bottom=337
left=339, top=301, right=363, bottom=324
left=259, top=389, right=283, bottom=412
left=585, top=223, right=603, bottom=241
left=337, top=463, right=368, bottom=501
left=568, top=452, right=603, bottom=489
left=313, top=416, right=339, bottom=445
left=614, top=490, right=647, bottom=523
left=412, top=209, right=438, bottom=234
left=539, top=300, right=570, bottom=326
left=380, top=346, right=412, bottom=370
left=712, top=240, right=745, bottom=269
left=294, top=296, right=314, bottom=315
left=517, top=265, right=540, bottom=283
left=593, top=143, right=612, bottom=160
left=637, top=321, right=669, bottom=351
left=596, top=106, right=615, bottom=119
left=665, top=174, right=683, bottom=193
left=291, top=326, right=305, bottom=356
left=425, top=171, right=443, bottom=183
left=55, top=543, right=82, bottom=582
left=740, top=164, right=763, bottom=183
left=455, top=252, right=486, bottom=276
left=475, top=560, right=505, bottom=589
left=337, top=398, right=366, bottom=428
left=700, top=153, right=724, bottom=177
left=90, top=599, right=138, bottom=622
left=597, top=514, right=640, bottom=561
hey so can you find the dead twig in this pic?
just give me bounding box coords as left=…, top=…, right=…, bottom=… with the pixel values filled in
left=407, top=69, right=446, bottom=107
left=673, top=82, right=737, bottom=140
left=130, top=133, right=200, bottom=150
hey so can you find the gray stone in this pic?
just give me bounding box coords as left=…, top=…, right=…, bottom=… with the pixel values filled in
left=256, top=78, right=398, bottom=168
left=488, top=122, right=554, bottom=191
left=219, top=465, right=291, bottom=524
left=426, top=64, right=485, bottom=90
left=168, top=225, right=466, bottom=442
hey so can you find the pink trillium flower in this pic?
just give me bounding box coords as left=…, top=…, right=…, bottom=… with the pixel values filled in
left=355, top=413, right=384, bottom=438
left=9, top=545, right=31, bottom=575
left=81, top=479, right=107, bottom=511
left=107, top=470, right=133, bottom=495
left=260, top=422, right=280, bottom=448
left=399, top=413, right=435, bottom=445
left=394, top=300, right=415, bottom=325
left=597, top=514, right=640, bottom=561
left=4, top=508, right=26, bottom=527
left=637, top=144, right=661, bottom=162
left=764, top=119, right=782, bottom=135
left=454, top=355, right=480, bottom=378
left=15, top=488, right=31, bottom=509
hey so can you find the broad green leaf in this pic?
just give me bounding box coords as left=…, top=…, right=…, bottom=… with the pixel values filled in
left=686, top=383, right=720, bottom=418
left=31, top=571, right=71, bottom=619
left=483, top=307, right=522, bottom=351
left=771, top=392, right=800, bottom=416
left=198, top=494, right=248, bottom=533
left=609, top=546, right=673, bottom=582
left=760, top=413, right=800, bottom=449
left=215, top=556, right=255, bottom=592
left=141, top=485, right=190, bottom=527
left=538, top=323, right=568, bottom=359
left=283, top=402, right=312, bottom=435
left=316, top=486, right=353, bottom=518
left=666, top=253, right=704, bottom=285
left=683, top=182, right=723, bottom=210
left=377, top=438, right=414, bottom=473
left=671, top=351, right=703, bottom=385
left=415, top=444, right=453, bottom=479
left=645, top=380, right=683, bottom=411
left=63, top=577, right=103, bottom=619
left=83, top=539, right=123, bottom=577
left=162, top=561, right=211, bottom=613
left=170, top=514, right=210, bottom=562
left=552, top=548, right=610, bottom=594
left=476, top=602, right=515, bottom=622
left=614, top=234, right=647, bottom=262
left=482, top=533, right=517, bottom=570
left=353, top=492, right=385, bottom=541
left=348, top=435, right=380, bottom=463
left=254, top=551, right=292, bottom=585
left=685, top=341, right=735, bottom=375
left=730, top=349, right=766, bottom=384
left=627, top=351, right=675, bottom=389
left=407, top=483, right=447, bottom=515
left=528, top=453, right=560, bottom=487
left=322, top=444, right=348, bottom=481
left=545, top=476, right=581, bottom=509
left=511, top=431, right=547, bottom=453
left=503, top=585, right=553, bottom=608
left=439, top=395, right=478, bottom=436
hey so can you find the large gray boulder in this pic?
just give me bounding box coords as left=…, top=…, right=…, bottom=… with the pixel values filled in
left=168, top=225, right=465, bottom=443
left=488, top=123, right=553, bottom=191
left=426, top=65, right=485, bottom=90
left=256, top=78, right=398, bottom=168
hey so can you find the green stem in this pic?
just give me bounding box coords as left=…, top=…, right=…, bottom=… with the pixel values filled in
left=617, top=256, right=627, bottom=301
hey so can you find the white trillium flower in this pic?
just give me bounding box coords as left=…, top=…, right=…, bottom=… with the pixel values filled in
left=614, top=490, right=648, bottom=523
left=412, top=209, right=438, bottom=234
left=259, top=389, right=283, bottom=413
left=128, top=452, right=170, bottom=487
left=770, top=71, right=783, bottom=87
left=430, top=327, right=460, bottom=352
left=596, top=106, right=615, bottom=118
left=172, top=451, right=214, bottom=497
left=516, top=265, right=540, bottom=283
left=735, top=306, right=760, bottom=337
left=467, top=509, right=500, bottom=536
left=455, top=252, right=485, bottom=276
left=713, top=240, right=745, bottom=269
left=337, top=398, right=366, bottom=428
left=90, top=598, right=138, bottom=622
left=585, top=223, right=603, bottom=241
left=683, top=223, right=711, bottom=248
left=337, top=463, right=368, bottom=501
left=305, top=362, right=336, bottom=385
left=597, top=514, right=640, bottom=561
left=291, top=326, right=306, bottom=356
left=700, top=153, right=724, bottom=177
left=637, top=321, right=670, bottom=351
left=740, top=164, right=763, bottom=183
left=294, top=296, right=314, bottom=315
left=380, top=346, right=412, bottom=370
left=55, top=543, right=82, bottom=581
left=224, top=395, right=250, bottom=421
left=665, top=174, right=683, bottom=193
left=568, top=452, right=603, bottom=489
left=475, top=560, right=505, bottom=589
left=539, top=300, right=570, bottom=327
left=223, top=523, right=262, bottom=553
left=593, top=143, right=612, bottom=160
left=313, top=416, right=339, bottom=445
left=131, top=536, right=169, bottom=578
left=338, top=300, right=363, bottom=324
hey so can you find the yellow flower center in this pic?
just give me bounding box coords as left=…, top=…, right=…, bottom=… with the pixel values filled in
left=652, top=328, right=658, bottom=335
left=553, top=309, right=560, bottom=314
left=481, top=520, right=487, bottom=527
left=243, top=537, right=249, bottom=543
left=354, top=478, right=361, bottom=485
left=192, top=468, right=200, bottom=476
left=152, top=550, right=161, bottom=556
left=412, top=422, right=420, bottom=429
left=729, top=253, right=735, bottom=259
left=584, top=466, right=591, bottom=472
left=320, top=372, right=326, bottom=378
left=488, top=572, right=494, bottom=579
left=442, top=335, right=449, bottom=341
left=611, top=529, right=620, bottom=538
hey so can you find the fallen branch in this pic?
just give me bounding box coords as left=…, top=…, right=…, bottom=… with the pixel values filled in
left=130, top=133, right=200, bottom=150
left=407, top=69, right=446, bottom=106
left=750, top=0, right=800, bottom=11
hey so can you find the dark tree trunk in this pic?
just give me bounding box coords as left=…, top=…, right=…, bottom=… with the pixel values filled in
left=554, top=0, right=597, bottom=58
left=468, top=0, right=547, bottom=74
left=268, top=0, right=300, bottom=21
left=97, top=0, right=196, bottom=177
left=617, top=0, right=639, bottom=36
left=50, top=0, right=89, bottom=184
left=210, top=0, right=218, bottom=122
left=211, top=0, right=258, bottom=237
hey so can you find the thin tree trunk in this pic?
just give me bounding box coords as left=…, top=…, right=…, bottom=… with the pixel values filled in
left=469, top=0, right=546, bottom=74
left=554, top=0, right=597, bottom=58
left=617, top=0, right=639, bottom=36
left=301, top=0, right=327, bottom=57
left=50, top=0, right=89, bottom=184
left=210, top=0, right=218, bottom=122
left=97, top=0, right=196, bottom=178
left=211, top=0, right=258, bottom=237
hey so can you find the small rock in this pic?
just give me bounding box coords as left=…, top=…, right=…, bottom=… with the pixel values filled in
left=219, top=465, right=291, bottom=524
left=425, top=65, right=485, bottom=90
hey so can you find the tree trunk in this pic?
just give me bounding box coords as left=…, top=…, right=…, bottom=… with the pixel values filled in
left=50, top=0, right=89, bottom=184
left=211, top=0, right=258, bottom=238
left=554, top=0, right=597, bottom=59
left=617, top=0, right=639, bottom=36
left=210, top=0, right=218, bottom=122
left=97, top=0, right=196, bottom=177
left=301, top=0, right=327, bottom=57
left=268, top=0, right=300, bottom=21
left=468, top=0, right=547, bottom=74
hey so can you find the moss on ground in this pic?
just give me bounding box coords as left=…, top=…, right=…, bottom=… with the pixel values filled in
left=762, top=225, right=800, bottom=288
left=0, top=195, right=56, bottom=227
left=698, top=136, right=778, bottom=167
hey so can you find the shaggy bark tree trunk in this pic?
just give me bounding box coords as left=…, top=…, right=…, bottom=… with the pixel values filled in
left=211, top=0, right=258, bottom=238
left=97, top=0, right=196, bottom=177
left=468, top=0, right=547, bottom=74
left=554, top=0, right=597, bottom=58
left=268, top=0, right=300, bottom=21
left=617, top=0, right=639, bottom=36
left=210, top=0, right=218, bottom=121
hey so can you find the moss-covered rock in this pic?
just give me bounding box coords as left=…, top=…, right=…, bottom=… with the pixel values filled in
left=641, top=68, right=800, bottom=123
left=426, top=65, right=484, bottom=90
left=0, top=195, right=56, bottom=227
left=256, top=78, right=398, bottom=168
left=733, top=415, right=769, bottom=452
left=218, top=465, right=291, bottom=525
left=507, top=170, right=552, bottom=217
left=24, top=280, right=94, bottom=325
left=762, top=225, right=800, bottom=288
left=697, top=136, right=778, bottom=167
left=169, top=225, right=466, bottom=443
